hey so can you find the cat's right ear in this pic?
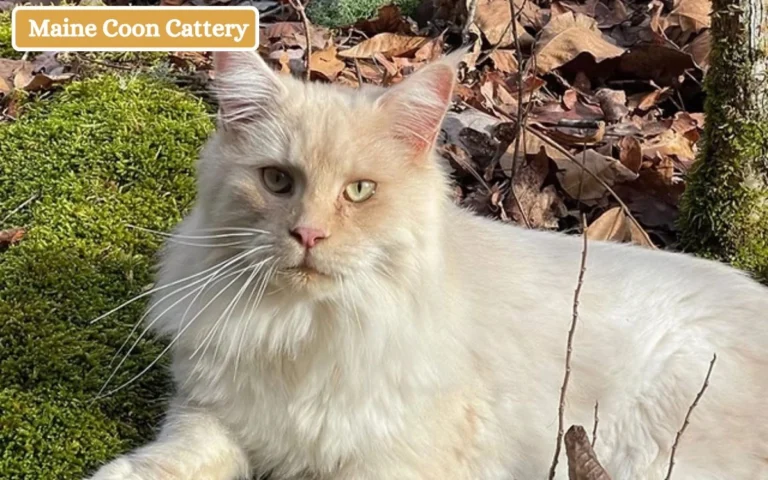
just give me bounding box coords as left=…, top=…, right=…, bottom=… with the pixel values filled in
left=212, top=51, right=287, bottom=127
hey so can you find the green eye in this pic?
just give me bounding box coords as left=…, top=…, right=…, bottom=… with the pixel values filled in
left=262, top=167, right=293, bottom=195
left=344, top=180, right=376, bottom=203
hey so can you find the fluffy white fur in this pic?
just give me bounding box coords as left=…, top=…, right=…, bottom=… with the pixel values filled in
left=88, top=51, right=768, bottom=480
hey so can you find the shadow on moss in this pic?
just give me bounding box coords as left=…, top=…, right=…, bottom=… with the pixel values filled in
left=0, top=75, right=213, bottom=479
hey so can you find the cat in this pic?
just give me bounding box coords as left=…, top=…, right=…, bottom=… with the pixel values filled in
left=87, top=49, right=768, bottom=480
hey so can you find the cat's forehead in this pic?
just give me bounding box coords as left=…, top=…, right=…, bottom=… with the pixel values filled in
left=275, top=81, right=393, bottom=174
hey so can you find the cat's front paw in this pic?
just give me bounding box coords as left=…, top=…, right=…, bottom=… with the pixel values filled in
left=86, top=457, right=141, bottom=480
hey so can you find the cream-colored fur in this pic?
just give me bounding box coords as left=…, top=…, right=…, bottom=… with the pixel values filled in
left=88, top=51, right=768, bottom=480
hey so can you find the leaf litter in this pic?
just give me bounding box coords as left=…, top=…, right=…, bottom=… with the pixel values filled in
left=0, top=0, right=714, bottom=249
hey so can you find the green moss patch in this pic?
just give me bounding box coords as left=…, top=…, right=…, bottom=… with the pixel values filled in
left=0, top=12, right=15, bottom=58
left=308, top=0, right=420, bottom=27
left=0, top=75, right=213, bottom=478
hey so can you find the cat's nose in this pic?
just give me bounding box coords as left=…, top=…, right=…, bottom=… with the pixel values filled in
left=290, top=226, right=328, bottom=249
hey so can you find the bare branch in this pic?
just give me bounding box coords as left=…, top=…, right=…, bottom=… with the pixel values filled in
left=591, top=401, right=599, bottom=448
left=664, top=354, right=718, bottom=480
left=287, top=0, right=312, bottom=81
left=548, top=214, right=589, bottom=480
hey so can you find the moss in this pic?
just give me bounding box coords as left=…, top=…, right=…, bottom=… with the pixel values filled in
left=0, top=75, right=213, bottom=478
left=308, top=0, right=420, bottom=27
left=678, top=0, right=768, bottom=284
left=0, top=12, right=15, bottom=58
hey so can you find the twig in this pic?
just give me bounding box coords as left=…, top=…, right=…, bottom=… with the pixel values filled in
left=664, top=354, right=717, bottom=480
left=548, top=214, right=589, bottom=480
left=591, top=401, right=599, bottom=448
left=1, top=193, right=38, bottom=226
left=354, top=58, right=364, bottom=88
left=74, top=53, right=134, bottom=71
left=288, top=0, right=312, bottom=81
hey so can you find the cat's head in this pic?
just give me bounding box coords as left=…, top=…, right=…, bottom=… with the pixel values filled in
left=193, top=50, right=459, bottom=296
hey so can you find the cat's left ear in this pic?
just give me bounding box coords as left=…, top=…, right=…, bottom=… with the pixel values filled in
left=375, top=49, right=464, bottom=157
left=212, top=50, right=287, bottom=127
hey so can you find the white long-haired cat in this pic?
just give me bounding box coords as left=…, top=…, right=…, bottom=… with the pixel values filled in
left=88, top=50, right=768, bottom=480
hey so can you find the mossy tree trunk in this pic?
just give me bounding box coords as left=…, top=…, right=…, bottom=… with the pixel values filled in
left=679, top=0, right=768, bottom=282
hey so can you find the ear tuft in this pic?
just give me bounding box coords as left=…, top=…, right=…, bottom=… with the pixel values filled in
left=375, top=52, right=459, bottom=155
left=212, top=51, right=287, bottom=127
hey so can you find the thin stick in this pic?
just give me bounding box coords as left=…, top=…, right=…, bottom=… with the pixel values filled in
left=1, top=193, right=38, bottom=226
left=548, top=214, right=589, bottom=480
left=288, top=0, right=312, bottom=81
left=591, top=401, right=599, bottom=448
left=354, top=58, right=364, bottom=88
left=664, top=353, right=717, bottom=480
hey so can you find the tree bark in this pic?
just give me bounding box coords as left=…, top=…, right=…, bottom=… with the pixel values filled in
left=678, top=0, right=768, bottom=283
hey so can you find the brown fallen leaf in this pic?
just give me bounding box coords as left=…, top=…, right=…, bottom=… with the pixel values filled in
left=505, top=147, right=565, bottom=229
left=618, top=136, right=643, bottom=173
left=641, top=129, right=696, bottom=163
left=310, top=46, right=345, bottom=81
left=683, top=30, right=710, bottom=72
left=353, top=4, right=414, bottom=35
left=617, top=45, right=695, bottom=86
left=338, top=33, right=429, bottom=59
left=474, top=0, right=534, bottom=48
left=595, top=88, right=629, bottom=123
left=488, top=50, right=519, bottom=73
left=564, top=425, right=613, bottom=480
left=628, top=87, right=671, bottom=112
left=0, top=227, right=25, bottom=250
left=11, top=53, right=74, bottom=92
left=534, top=12, right=625, bottom=74
left=666, top=0, right=711, bottom=33
left=588, top=207, right=654, bottom=247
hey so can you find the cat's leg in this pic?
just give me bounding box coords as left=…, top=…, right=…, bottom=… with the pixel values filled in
left=86, top=405, right=250, bottom=480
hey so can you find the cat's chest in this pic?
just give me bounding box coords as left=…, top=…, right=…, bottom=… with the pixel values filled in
left=175, top=302, right=420, bottom=474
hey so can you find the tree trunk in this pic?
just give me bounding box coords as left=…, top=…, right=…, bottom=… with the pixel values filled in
left=678, top=0, right=768, bottom=282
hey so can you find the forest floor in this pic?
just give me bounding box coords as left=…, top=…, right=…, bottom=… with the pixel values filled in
left=0, top=0, right=713, bottom=477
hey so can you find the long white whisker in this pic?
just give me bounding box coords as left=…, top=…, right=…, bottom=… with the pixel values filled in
left=193, top=257, right=273, bottom=361
left=97, top=263, right=255, bottom=399
left=127, top=224, right=272, bottom=237
left=233, top=262, right=276, bottom=382
left=89, top=247, right=265, bottom=325
left=96, top=260, right=266, bottom=400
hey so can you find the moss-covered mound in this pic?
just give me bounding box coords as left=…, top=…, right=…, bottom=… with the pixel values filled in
left=0, top=75, right=213, bottom=478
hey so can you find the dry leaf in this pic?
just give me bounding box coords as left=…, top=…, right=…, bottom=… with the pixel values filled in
left=505, top=147, right=565, bottom=229
left=310, top=46, right=345, bottom=81
left=534, top=12, right=625, bottom=74
left=641, top=129, right=696, bottom=162
left=353, top=5, right=413, bottom=35
left=618, top=136, right=642, bottom=173
left=338, top=33, right=429, bottom=59
left=595, top=88, right=628, bottom=122
left=564, top=425, right=613, bottom=480
left=588, top=207, right=630, bottom=243
left=667, top=0, right=711, bottom=32
left=683, top=30, right=711, bottom=71
left=488, top=50, right=519, bottom=73
left=474, top=0, right=534, bottom=48
left=0, top=227, right=25, bottom=250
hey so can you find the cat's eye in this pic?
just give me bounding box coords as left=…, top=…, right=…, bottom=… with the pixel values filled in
left=262, top=167, right=293, bottom=195
left=344, top=180, right=377, bottom=203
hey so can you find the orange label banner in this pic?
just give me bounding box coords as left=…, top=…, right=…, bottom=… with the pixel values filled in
left=12, top=6, right=259, bottom=51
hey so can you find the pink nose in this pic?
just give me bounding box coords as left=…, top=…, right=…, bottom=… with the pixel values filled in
left=290, top=226, right=327, bottom=249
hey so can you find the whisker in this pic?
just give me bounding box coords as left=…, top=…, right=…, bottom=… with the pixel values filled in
left=192, top=257, right=273, bottom=362
left=97, top=262, right=255, bottom=399
left=233, top=262, right=276, bottom=381
left=89, top=246, right=265, bottom=325
left=95, top=260, right=266, bottom=401
left=127, top=224, right=272, bottom=237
